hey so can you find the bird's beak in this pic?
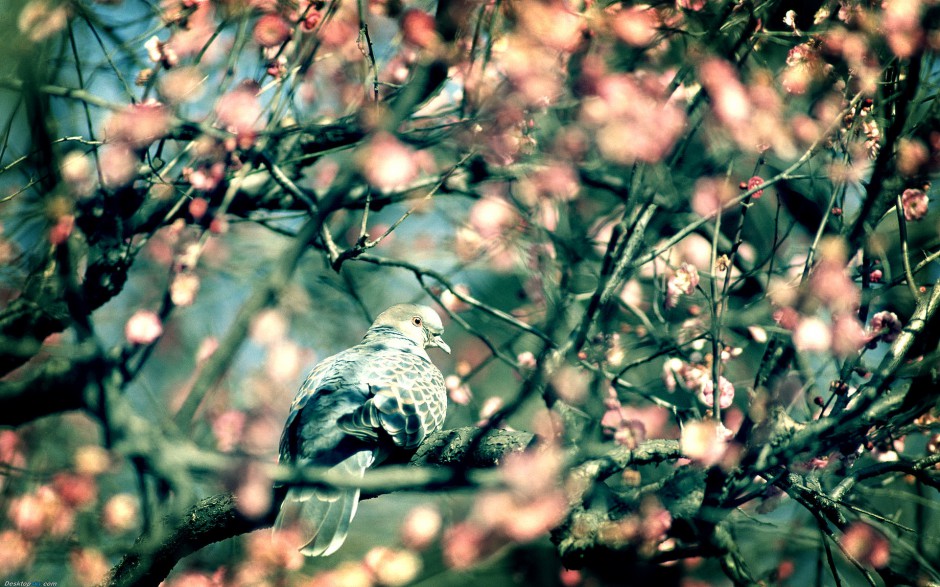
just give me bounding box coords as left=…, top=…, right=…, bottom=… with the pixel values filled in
left=431, top=335, right=451, bottom=354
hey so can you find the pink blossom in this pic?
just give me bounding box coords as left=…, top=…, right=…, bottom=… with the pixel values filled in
left=560, top=569, right=582, bottom=587
left=158, top=66, right=206, bottom=104
left=212, top=410, right=246, bottom=452
left=0, top=431, right=23, bottom=469
left=145, top=35, right=178, bottom=67
left=0, top=530, right=32, bottom=574
left=869, top=311, right=902, bottom=343
left=52, top=473, right=97, bottom=508
left=680, top=419, right=730, bottom=466
left=591, top=73, right=686, bottom=164
left=74, top=445, right=111, bottom=476
left=102, top=493, right=139, bottom=533
left=515, top=0, right=585, bottom=52
left=60, top=151, right=95, bottom=197
left=363, top=547, right=422, bottom=586
left=478, top=396, right=504, bottom=426
left=300, top=9, right=322, bottom=32
left=215, top=86, right=262, bottom=137
left=691, top=177, right=735, bottom=218
left=673, top=263, right=700, bottom=295
left=400, top=8, right=438, bottom=49
left=840, top=522, right=890, bottom=568
left=699, top=58, right=751, bottom=130
left=70, top=548, right=109, bottom=586
left=247, top=525, right=305, bottom=571
left=100, top=144, right=138, bottom=188
left=165, top=3, right=219, bottom=60
left=676, top=0, right=705, bottom=10
left=531, top=162, right=580, bottom=201
left=265, top=341, right=303, bottom=383
left=601, top=405, right=646, bottom=448
left=550, top=365, right=589, bottom=404
left=897, top=140, right=929, bottom=176
left=665, top=262, right=700, bottom=308
left=883, top=0, right=923, bottom=58
left=440, top=285, right=471, bottom=312
left=253, top=14, right=291, bottom=47
left=18, top=0, right=69, bottom=42
left=446, top=375, right=473, bottom=405
left=612, top=7, right=658, bottom=47
left=746, top=176, right=765, bottom=199
left=249, top=309, right=288, bottom=345
left=793, top=316, right=832, bottom=353
left=517, top=351, right=537, bottom=370
left=235, top=463, right=272, bottom=519
left=501, top=446, right=564, bottom=497
left=781, top=41, right=825, bottom=94
left=831, top=313, right=866, bottom=357
left=125, top=310, right=163, bottom=345
left=266, top=55, right=287, bottom=79
left=469, top=196, right=519, bottom=240
left=9, top=486, right=73, bottom=538
left=358, top=133, right=420, bottom=192
left=810, top=256, right=860, bottom=312
left=49, top=215, right=75, bottom=246
left=748, top=325, right=768, bottom=343
left=443, top=522, right=487, bottom=569
left=697, top=375, right=735, bottom=410
left=105, top=103, right=171, bottom=149
left=170, top=272, right=200, bottom=306
left=639, top=499, right=672, bottom=543
left=401, top=505, right=442, bottom=550
left=499, top=492, right=568, bottom=541
left=901, top=188, right=929, bottom=221
left=185, top=162, right=225, bottom=192
left=662, top=357, right=684, bottom=392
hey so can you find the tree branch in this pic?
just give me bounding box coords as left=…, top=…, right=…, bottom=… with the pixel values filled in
left=102, top=427, right=534, bottom=587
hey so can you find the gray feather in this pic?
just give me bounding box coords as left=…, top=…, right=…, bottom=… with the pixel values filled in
left=275, top=304, right=448, bottom=556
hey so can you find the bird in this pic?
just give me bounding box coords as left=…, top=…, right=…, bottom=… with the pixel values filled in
left=274, top=303, right=450, bottom=556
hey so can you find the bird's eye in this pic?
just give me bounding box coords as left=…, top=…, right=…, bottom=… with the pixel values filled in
left=412, top=316, right=422, bottom=327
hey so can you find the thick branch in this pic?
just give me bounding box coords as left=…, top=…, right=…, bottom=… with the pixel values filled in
left=0, top=243, right=133, bottom=377
left=0, top=352, right=100, bottom=425
left=102, top=427, right=534, bottom=587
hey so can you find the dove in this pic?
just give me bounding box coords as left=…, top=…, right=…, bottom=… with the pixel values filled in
left=275, top=304, right=450, bottom=556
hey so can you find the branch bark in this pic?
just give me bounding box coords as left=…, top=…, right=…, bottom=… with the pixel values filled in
left=102, top=427, right=535, bottom=587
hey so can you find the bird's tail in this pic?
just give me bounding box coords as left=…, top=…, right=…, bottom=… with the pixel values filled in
left=274, top=450, right=374, bottom=556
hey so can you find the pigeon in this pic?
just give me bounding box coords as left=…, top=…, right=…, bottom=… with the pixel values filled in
left=275, top=304, right=450, bottom=556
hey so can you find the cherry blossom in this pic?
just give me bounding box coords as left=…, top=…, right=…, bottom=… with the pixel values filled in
left=102, top=493, right=139, bottom=533
left=901, top=187, right=929, bottom=221
left=840, top=522, right=890, bottom=568
left=869, top=311, right=903, bottom=343
left=215, top=86, right=263, bottom=138
left=125, top=310, right=164, bottom=345
left=400, top=9, right=439, bottom=49
left=253, top=14, right=292, bottom=48
left=665, top=262, right=700, bottom=308
left=401, top=505, right=442, bottom=550
left=681, top=419, right=731, bottom=466
left=358, top=133, right=420, bottom=193
left=18, top=0, right=69, bottom=42
left=793, top=316, right=833, bottom=353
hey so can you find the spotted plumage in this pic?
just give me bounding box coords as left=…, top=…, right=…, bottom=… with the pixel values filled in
left=275, top=304, right=449, bottom=556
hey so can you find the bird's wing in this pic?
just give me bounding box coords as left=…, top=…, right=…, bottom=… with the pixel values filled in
left=337, top=352, right=447, bottom=451
left=279, top=353, right=346, bottom=462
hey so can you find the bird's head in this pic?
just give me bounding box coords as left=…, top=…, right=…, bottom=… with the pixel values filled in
left=373, top=304, right=451, bottom=354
